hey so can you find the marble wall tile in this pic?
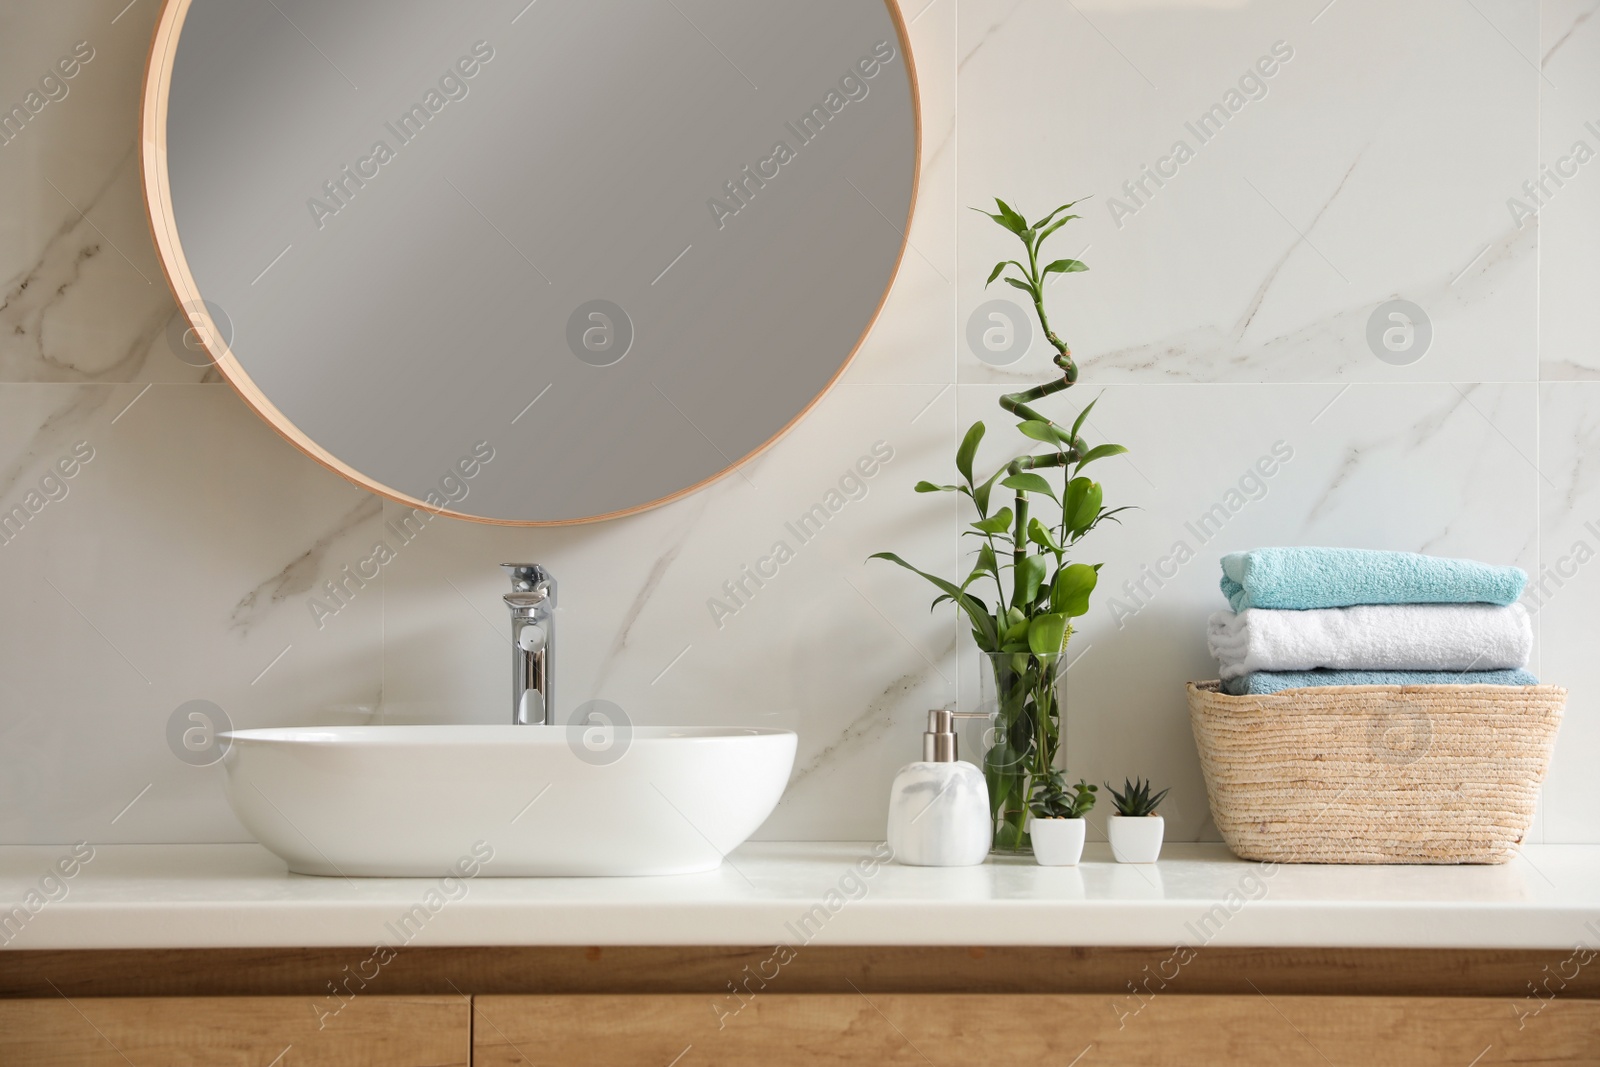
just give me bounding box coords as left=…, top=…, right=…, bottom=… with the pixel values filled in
left=0, top=0, right=199, bottom=384
left=1539, top=0, right=1600, bottom=379
left=0, top=384, right=383, bottom=843
left=1533, top=384, right=1600, bottom=842
left=957, top=0, right=1538, bottom=386
left=1, top=0, right=1593, bottom=849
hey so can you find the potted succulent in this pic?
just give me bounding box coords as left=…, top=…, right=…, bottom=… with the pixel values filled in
left=1027, top=773, right=1096, bottom=866
left=1106, top=777, right=1169, bottom=863
left=872, top=197, right=1130, bottom=854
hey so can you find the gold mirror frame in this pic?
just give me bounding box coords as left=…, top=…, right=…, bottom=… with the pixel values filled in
left=139, top=0, right=921, bottom=526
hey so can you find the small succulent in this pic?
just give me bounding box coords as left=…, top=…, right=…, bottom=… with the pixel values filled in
left=1106, top=776, right=1169, bottom=817
left=1029, top=772, right=1097, bottom=819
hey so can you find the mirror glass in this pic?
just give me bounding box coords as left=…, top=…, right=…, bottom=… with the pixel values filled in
left=149, top=0, right=917, bottom=523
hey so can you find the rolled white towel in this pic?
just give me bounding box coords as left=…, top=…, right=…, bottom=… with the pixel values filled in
left=1207, top=602, right=1531, bottom=681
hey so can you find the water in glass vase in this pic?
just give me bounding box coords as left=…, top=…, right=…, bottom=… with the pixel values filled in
left=976, top=650, right=1063, bottom=854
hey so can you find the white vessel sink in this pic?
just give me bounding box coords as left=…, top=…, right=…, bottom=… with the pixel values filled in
left=220, top=725, right=796, bottom=877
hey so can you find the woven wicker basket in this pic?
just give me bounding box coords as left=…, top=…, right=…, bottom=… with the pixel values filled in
left=1187, top=680, right=1564, bottom=864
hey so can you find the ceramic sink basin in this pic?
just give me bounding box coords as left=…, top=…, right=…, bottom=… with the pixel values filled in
left=220, top=725, right=796, bottom=877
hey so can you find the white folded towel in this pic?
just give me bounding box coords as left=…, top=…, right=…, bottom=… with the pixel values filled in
left=1207, top=603, right=1531, bottom=681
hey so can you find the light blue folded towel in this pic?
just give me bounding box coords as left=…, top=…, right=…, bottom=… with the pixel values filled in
left=1222, top=668, right=1540, bottom=696
left=1220, top=547, right=1526, bottom=612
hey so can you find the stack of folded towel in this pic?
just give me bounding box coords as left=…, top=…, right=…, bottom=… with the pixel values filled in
left=1208, top=547, right=1536, bottom=696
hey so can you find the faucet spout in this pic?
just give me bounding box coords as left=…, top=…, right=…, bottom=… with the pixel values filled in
left=501, top=564, right=556, bottom=725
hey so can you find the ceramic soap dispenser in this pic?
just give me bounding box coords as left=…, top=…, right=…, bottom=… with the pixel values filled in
left=886, top=709, right=992, bottom=866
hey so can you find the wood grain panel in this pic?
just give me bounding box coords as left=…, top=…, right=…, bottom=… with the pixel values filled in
left=0, top=995, right=468, bottom=1066
left=473, top=993, right=1600, bottom=1067
left=6, top=945, right=1597, bottom=1000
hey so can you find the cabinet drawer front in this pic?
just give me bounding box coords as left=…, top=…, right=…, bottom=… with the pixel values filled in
left=0, top=995, right=468, bottom=1066
left=474, top=993, right=1600, bottom=1066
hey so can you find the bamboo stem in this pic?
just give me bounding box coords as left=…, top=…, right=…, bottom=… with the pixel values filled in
left=972, top=199, right=1097, bottom=852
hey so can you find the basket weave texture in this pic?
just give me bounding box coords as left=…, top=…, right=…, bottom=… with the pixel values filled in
left=1187, top=680, right=1564, bottom=864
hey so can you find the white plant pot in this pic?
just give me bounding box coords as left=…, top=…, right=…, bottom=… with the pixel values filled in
left=1108, top=815, right=1164, bottom=863
left=1029, top=817, right=1086, bottom=866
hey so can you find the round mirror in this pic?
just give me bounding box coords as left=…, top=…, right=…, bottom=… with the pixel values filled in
left=143, top=0, right=918, bottom=523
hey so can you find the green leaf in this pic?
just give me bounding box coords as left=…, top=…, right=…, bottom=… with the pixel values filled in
left=1076, top=443, right=1129, bottom=469
left=973, top=467, right=1006, bottom=516
left=914, top=480, right=960, bottom=493
left=1051, top=562, right=1098, bottom=617
left=986, top=260, right=1027, bottom=287
left=1069, top=395, right=1100, bottom=446
left=1026, top=518, right=1060, bottom=553
left=1002, top=472, right=1057, bottom=500
left=1001, top=606, right=1029, bottom=646
left=973, top=201, right=1028, bottom=236
left=1014, top=553, right=1048, bottom=607
left=1017, top=420, right=1064, bottom=446
left=1063, top=475, right=1091, bottom=512
left=960, top=543, right=1000, bottom=594
left=994, top=198, right=1028, bottom=232
left=970, top=542, right=999, bottom=582
left=1022, top=420, right=1077, bottom=448
left=1107, top=776, right=1168, bottom=816
left=1027, top=613, right=1068, bottom=656
left=870, top=552, right=997, bottom=647
left=943, top=592, right=991, bottom=625
left=1031, top=200, right=1083, bottom=230
left=1038, top=214, right=1082, bottom=243
left=971, top=507, right=1013, bottom=535
left=1065, top=477, right=1103, bottom=536
left=1002, top=277, right=1034, bottom=295
left=1042, top=258, right=1089, bottom=276
left=955, top=421, right=984, bottom=485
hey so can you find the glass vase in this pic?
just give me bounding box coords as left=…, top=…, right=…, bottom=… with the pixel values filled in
left=975, top=650, right=1064, bottom=854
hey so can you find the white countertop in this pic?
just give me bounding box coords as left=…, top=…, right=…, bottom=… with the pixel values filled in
left=3, top=841, right=1598, bottom=951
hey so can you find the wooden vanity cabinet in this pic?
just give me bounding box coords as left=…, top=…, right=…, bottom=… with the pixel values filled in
left=474, top=993, right=1600, bottom=1066
left=1, top=947, right=1596, bottom=1065
left=0, top=995, right=469, bottom=1066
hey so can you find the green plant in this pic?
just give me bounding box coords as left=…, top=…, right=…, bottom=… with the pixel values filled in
left=1029, top=772, right=1097, bottom=819
left=1106, top=777, right=1169, bottom=817
left=871, top=197, right=1130, bottom=853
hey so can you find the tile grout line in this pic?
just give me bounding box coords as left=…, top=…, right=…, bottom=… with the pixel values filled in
left=379, top=501, right=386, bottom=726
left=1534, top=0, right=1544, bottom=842
left=952, top=0, right=962, bottom=717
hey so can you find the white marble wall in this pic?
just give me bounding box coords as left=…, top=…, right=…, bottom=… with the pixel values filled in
left=1, top=0, right=1595, bottom=846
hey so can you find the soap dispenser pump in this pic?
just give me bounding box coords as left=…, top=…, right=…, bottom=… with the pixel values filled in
left=886, top=710, right=993, bottom=866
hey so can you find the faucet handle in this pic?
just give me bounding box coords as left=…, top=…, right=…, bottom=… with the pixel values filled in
left=501, top=563, right=556, bottom=604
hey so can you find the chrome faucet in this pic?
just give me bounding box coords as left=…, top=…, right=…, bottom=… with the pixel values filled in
left=502, top=563, right=556, bottom=725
